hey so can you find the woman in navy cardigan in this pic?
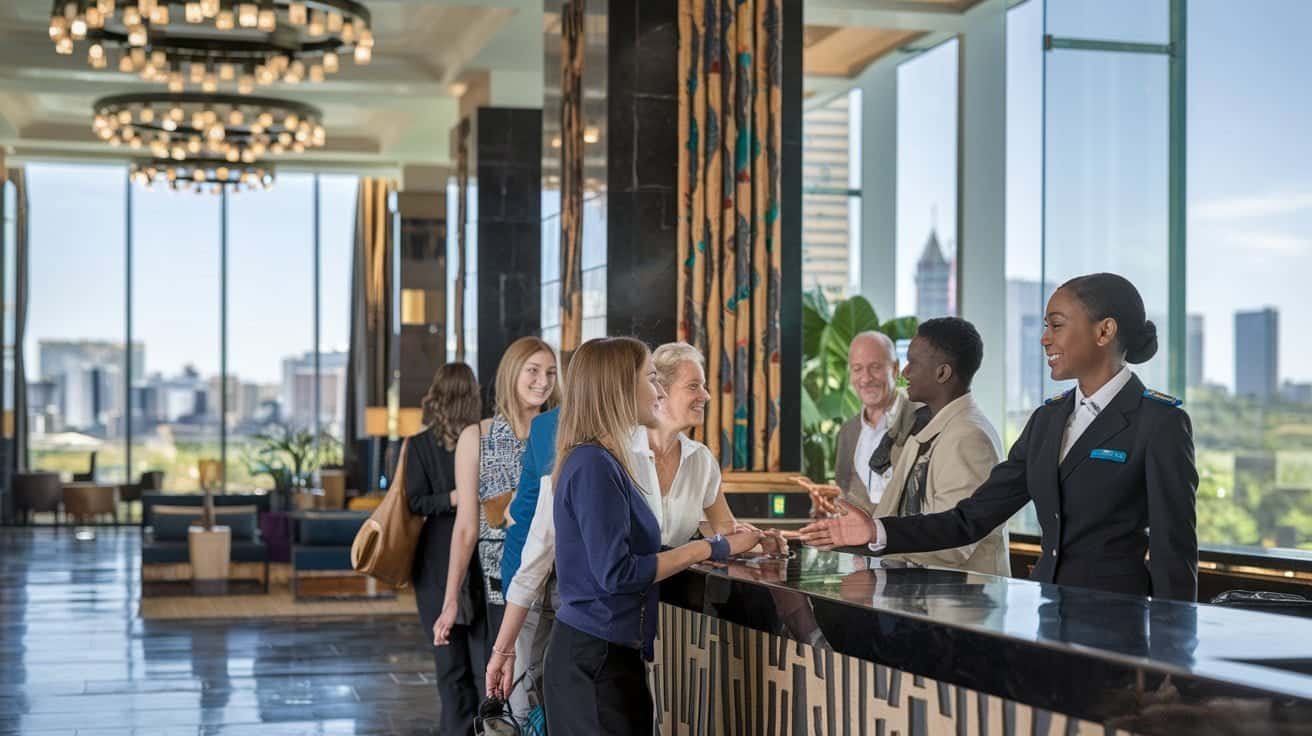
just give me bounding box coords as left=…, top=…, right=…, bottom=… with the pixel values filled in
left=539, top=337, right=762, bottom=735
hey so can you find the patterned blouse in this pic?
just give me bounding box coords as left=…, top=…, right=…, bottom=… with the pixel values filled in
left=477, top=413, right=527, bottom=606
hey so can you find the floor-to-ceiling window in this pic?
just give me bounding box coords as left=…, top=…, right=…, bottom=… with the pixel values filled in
left=225, top=174, right=315, bottom=489
left=802, top=88, right=862, bottom=304
left=129, top=181, right=222, bottom=492
left=318, top=175, right=356, bottom=443
left=25, top=164, right=129, bottom=483
left=13, top=165, right=356, bottom=511
left=897, top=39, right=959, bottom=323
left=1186, top=0, right=1312, bottom=553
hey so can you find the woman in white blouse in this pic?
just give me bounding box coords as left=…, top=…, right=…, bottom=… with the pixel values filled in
left=484, top=342, right=782, bottom=704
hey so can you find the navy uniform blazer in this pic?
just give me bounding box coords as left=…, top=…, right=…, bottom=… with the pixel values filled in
left=879, top=373, right=1199, bottom=601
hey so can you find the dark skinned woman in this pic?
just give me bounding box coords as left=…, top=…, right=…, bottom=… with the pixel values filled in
left=800, top=272, right=1199, bottom=601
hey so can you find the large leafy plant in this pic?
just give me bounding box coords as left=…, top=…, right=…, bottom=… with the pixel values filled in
left=244, top=424, right=341, bottom=496
left=802, top=290, right=918, bottom=482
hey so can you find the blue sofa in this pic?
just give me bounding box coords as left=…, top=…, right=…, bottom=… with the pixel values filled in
left=141, top=492, right=271, bottom=590
left=290, top=511, right=372, bottom=600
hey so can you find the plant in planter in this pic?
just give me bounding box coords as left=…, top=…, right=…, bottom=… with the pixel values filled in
left=802, top=289, right=918, bottom=482
left=244, top=424, right=342, bottom=510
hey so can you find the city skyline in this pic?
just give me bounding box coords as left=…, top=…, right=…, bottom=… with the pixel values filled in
left=30, top=337, right=347, bottom=439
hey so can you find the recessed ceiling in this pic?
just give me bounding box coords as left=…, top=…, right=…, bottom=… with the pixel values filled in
left=0, top=0, right=544, bottom=171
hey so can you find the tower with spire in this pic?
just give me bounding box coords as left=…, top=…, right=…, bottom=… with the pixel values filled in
left=915, top=225, right=951, bottom=319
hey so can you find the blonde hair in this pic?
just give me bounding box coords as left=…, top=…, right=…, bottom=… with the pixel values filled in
left=651, top=341, right=705, bottom=390
left=552, top=337, right=650, bottom=489
left=493, top=336, right=561, bottom=437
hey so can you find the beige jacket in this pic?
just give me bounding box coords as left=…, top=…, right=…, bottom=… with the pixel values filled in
left=874, top=393, right=1011, bottom=577
left=833, top=389, right=921, bottom=517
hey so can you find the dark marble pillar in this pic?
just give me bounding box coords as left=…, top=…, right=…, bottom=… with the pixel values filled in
left=474, top=107, right=544, bottom=397
left=606, top=1, right=679, bottom=344
left=604, top=0, right=803, bottom=470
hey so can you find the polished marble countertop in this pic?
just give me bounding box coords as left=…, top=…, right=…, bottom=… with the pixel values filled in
left=662, top=546, right=1312, bottom=729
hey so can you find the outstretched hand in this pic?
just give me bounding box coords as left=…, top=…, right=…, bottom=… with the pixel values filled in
left=797, top=499, right=877, bottom=549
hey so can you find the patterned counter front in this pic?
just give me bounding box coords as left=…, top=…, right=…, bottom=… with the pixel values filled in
left=653, top=547, right=1312, bottom=736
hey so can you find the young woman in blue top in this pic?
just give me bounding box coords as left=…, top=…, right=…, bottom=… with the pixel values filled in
left=542, top=337, right=762, bottom=735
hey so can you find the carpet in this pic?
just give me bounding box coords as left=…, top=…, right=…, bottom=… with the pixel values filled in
left=140, top=581, right=418, bottom=620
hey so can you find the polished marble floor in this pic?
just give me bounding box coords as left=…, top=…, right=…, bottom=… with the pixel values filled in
left=0, top=527, right=441, bottom=735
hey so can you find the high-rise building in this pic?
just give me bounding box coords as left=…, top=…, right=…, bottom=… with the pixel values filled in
left=801, top=91, right=857, bottom=302
left=281, top=350, right=349, bottom=434
left=1187, top=314, right=1204, bottom=389
left=1005, top=279, right=1045, bottom=410
left=915, top=227, right=951, bottom=320
left=35, top=340, right=140, bottom=433
left=1235, top=308, right=1279, bottom=400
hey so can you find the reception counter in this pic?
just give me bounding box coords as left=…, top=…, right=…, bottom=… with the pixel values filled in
left=651, top=546, right=1312, bottom=736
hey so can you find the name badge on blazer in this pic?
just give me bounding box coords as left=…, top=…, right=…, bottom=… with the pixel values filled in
left=1090, top=448, right=1127, bottom=463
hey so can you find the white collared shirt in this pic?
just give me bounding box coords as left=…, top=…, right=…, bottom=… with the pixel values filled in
left=1058, top=366, right=1133, bottom=462
left=503, top=426, right=720, bottom=609
left=853, top=410, right=893, bottom=505
left=629, top=428, right=721, bottom=547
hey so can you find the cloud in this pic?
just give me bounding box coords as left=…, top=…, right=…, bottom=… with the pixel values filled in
left=1191, top=192, right=1312, bottom=220
left=1223, top=230, right=1310, bottom=255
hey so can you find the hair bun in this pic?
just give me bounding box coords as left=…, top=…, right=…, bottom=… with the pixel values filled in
left=1126, top=319, right=1158, bottom=364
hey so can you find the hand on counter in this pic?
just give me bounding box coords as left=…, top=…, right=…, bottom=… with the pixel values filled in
left=797, top=499, right=877, bottom=549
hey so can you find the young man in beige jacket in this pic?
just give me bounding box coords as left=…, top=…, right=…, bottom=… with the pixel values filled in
left=867, top=317, right=1010, bottom=576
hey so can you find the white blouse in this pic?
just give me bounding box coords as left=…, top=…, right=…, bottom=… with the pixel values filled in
left=504, top=426, right=721, bottom=609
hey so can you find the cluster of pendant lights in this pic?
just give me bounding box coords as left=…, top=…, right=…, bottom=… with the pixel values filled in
left=49, top=1, right=372, bottom=193
left=49, top=0, right=373, bottom=92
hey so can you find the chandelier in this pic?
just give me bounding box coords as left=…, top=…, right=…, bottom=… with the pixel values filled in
left=130, top=157, right=275, bottom=192
left=49, top=1, right=374, bottom=93
left=93, top=92, right=324, bottom=163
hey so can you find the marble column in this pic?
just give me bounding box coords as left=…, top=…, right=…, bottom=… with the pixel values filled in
left=474, top=107, right=544, bottom=398
left=604, top=0, right=803, bottom=470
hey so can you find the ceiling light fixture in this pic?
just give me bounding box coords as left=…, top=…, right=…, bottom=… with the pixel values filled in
left=93, top=92, right=325, bottom=163
left=129, top=157, right=275, bottom=193
left=49, top=0, right=375, bottom=93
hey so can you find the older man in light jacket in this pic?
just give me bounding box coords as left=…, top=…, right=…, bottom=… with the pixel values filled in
left=832, top=331, right=925, bottom=517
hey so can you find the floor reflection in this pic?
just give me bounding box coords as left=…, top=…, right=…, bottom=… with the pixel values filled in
left=0, top=527, right=439, bottom=735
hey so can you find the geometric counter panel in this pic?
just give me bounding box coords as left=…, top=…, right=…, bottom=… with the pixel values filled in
left=651, top=603, right=1138, bottom=736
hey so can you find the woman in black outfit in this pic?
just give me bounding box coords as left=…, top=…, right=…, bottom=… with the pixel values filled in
left=406, top=362, right=486, bottom=735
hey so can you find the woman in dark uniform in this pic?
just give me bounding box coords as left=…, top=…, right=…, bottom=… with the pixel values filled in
left=406, top=363, right=487, bottom=735
left=800, top=273, right=1199, bottom=601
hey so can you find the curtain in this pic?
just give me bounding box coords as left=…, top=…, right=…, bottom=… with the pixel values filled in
left=558, top=0, right=586, bottom=365
left=677, top=0, right=783, bottom=472
left=344, top=177, right=394, bottom=482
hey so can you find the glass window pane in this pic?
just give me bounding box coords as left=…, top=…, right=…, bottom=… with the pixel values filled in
left=1187, top=0, right=1312, bottom=554
left=1042, top=49, right=1170, bottom=398
left=803, top=89, right=859, bottom=302
left=26, top=164, right=128, bottom=487
left=319, top=174, right=356, bottom=443
left=1045, top=0, right=1168, bottom=45
left=897, top=39, right=959, bottom=322
left=130, top=182, right=221, bottom=492
left=226, top=175, right=315, bottom=490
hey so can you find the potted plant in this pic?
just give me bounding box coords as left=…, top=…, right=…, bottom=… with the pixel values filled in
left=188, top=458, right=231, bottom=583
left=245, top=424, right=341, bottom=510
left=802, top=289, right=918, bottom=482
